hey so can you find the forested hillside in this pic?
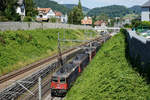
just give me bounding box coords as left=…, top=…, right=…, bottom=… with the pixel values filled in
left=87, top=5, right=130, bottom=17
left=34, top=0, right=70, bottom=14
left=87, top=5, right=141, bottom=17
left=129, top=5, right=141, bottom=15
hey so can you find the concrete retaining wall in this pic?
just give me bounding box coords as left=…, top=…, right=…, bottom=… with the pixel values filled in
left=0, top=22, right=92, bottom=31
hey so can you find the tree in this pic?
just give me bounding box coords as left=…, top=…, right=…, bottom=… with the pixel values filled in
left=0, top=0, right=20, bottom=21
left=96, top=13, right=108, bottom=21
left=68, top=11, right=73, bottom=24
left=78, top=0, right=82, bottom=10
left=0, top=0, right=7, bottom=11
left=24, top=0, right=38, bottom=17
left=68, top=0, right=83, bottom=24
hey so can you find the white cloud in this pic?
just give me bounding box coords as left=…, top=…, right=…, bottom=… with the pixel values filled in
left=52, top=0, right=147, bottom=8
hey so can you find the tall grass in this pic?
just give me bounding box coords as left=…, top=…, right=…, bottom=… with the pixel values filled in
left=0, top=29, right=96, bottom=76
left=65, top=33, right=150, bottom=100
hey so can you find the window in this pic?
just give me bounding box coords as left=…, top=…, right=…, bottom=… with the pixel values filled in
left=142, top=7, right=149, bottom=12
left=21, top=4, right=25, bottom=13
left=60, top=78, right=66, bottom=83
left=52, top=77, right=58, bottom=82
left=39, top=15, right=43, bottom=18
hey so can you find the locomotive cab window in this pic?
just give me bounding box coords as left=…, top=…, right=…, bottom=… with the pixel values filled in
left=52, top=77, right=58, bottom=82
left=60, top=78, right=66, bottom=83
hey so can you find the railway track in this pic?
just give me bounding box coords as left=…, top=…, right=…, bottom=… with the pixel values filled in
left=45, top=93, right=64, bottom=100
left=0, top=36, right=109, bottom=100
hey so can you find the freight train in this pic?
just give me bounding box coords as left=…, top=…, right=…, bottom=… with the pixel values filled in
left=50, top=41, right=101, bottom=97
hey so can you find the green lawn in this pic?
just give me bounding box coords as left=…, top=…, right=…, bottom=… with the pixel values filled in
left=65, top=33, right=150, bottom=100
left=0, top=29, right=96, bottom=76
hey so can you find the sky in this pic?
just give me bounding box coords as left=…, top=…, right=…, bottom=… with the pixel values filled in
left=52, top=0, right=148, bottom=8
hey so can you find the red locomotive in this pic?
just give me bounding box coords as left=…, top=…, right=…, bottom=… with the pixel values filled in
left=50, top=53, right=89, bottom=97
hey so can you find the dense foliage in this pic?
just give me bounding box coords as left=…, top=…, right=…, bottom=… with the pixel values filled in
left=24, top=0, right=38, bottom=17
left=68, top=0, right=84, bottom=24
left=66, top=33, right=150, bottom=100
left=0, top=0, right=20, bottom=21
left=87, top=5, right=141, bottom=18
left=129, top=5, right=141, bottom=15
left=34, top=0, right=69, bottom=14
left=0, top=29, right=95, bottom=76
left=88, top=5, right=130, bottom=17
left=0, top=0, right=37, bottom=21
left=129, top=20, right=150, bottom=30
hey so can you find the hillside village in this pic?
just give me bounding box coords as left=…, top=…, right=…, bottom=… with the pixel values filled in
left=0, top=0, right=144, bottom=25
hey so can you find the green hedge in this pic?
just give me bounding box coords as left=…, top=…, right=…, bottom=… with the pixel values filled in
left=65, top=33, right=150, bottom=100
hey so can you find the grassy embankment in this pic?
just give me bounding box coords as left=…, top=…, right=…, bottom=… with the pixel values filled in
left=66, top=33, right=150, bottom=100
left=0, top=29, right=96, bottom=76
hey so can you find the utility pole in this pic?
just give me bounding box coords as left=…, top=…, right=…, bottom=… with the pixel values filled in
left=57, top=32, right=63, bottom=66
left=89, top=31, right=92, bottom=61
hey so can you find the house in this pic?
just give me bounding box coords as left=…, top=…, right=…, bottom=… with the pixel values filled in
left=55, top=11, right=62, bottom=19
left=61, top=14, right=68, bottom=23
left=81, top=17, right=92, bottom=25
left=141, top=0, right=150, bottom=21
left=122, top=18, right=131, bottom=25
left=36, top=8, right=55, bottom=21
left=55, top=11, right=68, bottom=23
left=94, top=20, right=108, bottom=33
left=16, top=0, right=25, bottom=20
left=94, top=20, right=107, bottom=27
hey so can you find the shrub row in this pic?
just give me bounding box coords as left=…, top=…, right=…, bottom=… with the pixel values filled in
left=65, top=33, right=150, bottom=100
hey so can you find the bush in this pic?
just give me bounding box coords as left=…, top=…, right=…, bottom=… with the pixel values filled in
left=131, top=20, right=150, bottom=30
left=49, top=17, right=57, bottom=23
left=124, top=24, right=131, bottom=28
left=23, top=16, right=33, bottom=22
left=0, top=16, right=8, bottom=22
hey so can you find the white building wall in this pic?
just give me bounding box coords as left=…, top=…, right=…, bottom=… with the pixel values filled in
left=16, top=6, right=25, bottom=16
left=47, top=10, right=55, bottom=18
left=142, top=12, right=150, bottom=21
left=141, top=7, right=150, bottom=21
left=43, top=15, right=48, bottom=19
left=61, top=14, right=68, bottom=23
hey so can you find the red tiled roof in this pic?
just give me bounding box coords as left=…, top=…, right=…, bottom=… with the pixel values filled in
left=81, top=17, right=92, bottom=25
left=94, top=20, right=107, bottom=26
left=37, top=8, right=51, bottom=14
left=55, top=11, right=62, bottom=16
